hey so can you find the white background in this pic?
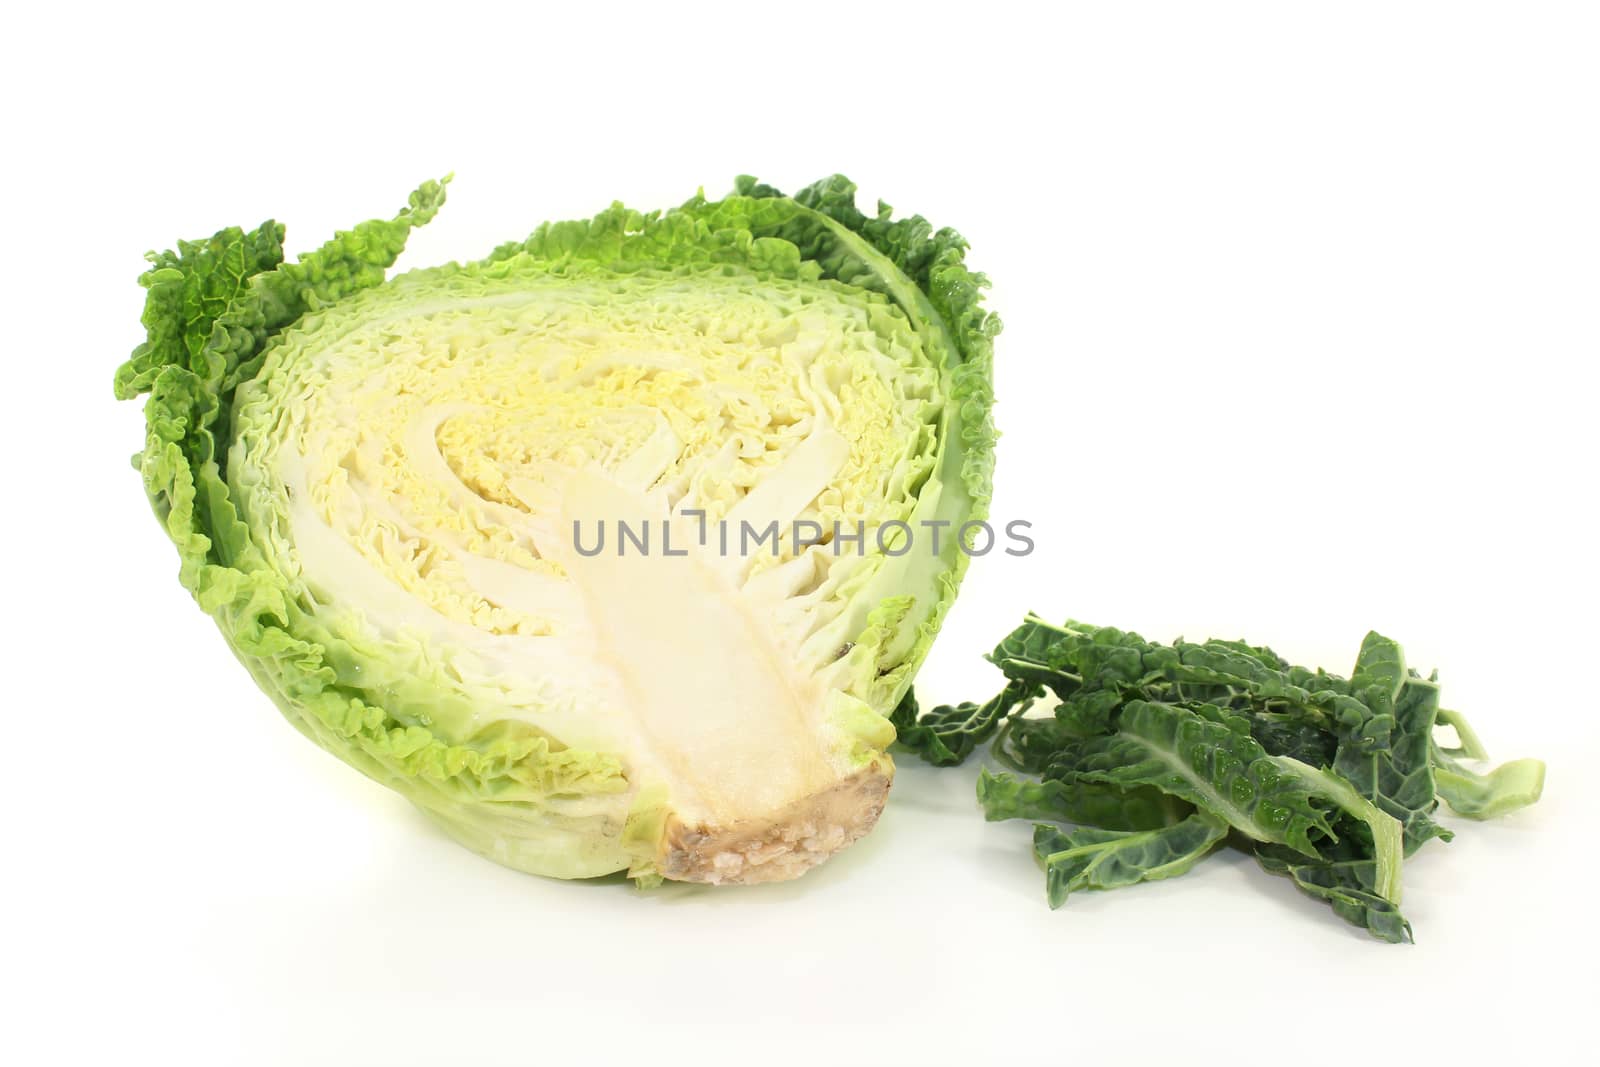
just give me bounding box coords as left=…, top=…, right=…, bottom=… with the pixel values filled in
left=5, top=2, right=1597, bottom=1064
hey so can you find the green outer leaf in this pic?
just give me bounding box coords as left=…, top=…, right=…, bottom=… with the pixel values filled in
left=1270, top=756, right=1404, bottom=905
left=1349, top=629, right=1406, bottom=715
left=1062, top=701, right=1340, bottom=856
left=1256, top=845, right=1413, bottom=944
left=1434, top=757, right=1546, bottom=819
left=1435, top=707, right=1491, bottom=760
left=1163, top=643, right=1372, bottom=732
left=890, top=681, right=1036, bottom=767
left=113, top=221, right=287, bottom=401
left=1245, top=713, right=1338, bottom=767
left=1033, top=810, right=1227, bottom=908
left=991, top=615, right=1165, bottom=693
left=1057, top=701, right=1404, bottom=903
left=992, top=705, right=1121, bottom=773
left=987, top=616, right=1379, bottom=739
left=1333, top=642, right=1452, bottom=855
left=977, top=768, right=1189, bottom=832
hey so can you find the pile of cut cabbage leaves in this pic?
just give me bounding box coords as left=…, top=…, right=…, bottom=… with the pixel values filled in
left=893, top=616, right=1544, bottom=942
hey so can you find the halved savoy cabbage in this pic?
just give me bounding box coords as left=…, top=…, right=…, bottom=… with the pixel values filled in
left=116, top=176, right=997, bottom=884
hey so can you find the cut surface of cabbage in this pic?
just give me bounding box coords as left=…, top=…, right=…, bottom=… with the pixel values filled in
left=117, top=176, right=997, bottom=884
